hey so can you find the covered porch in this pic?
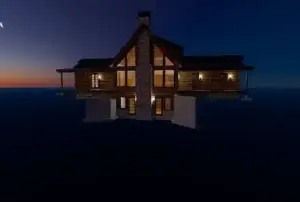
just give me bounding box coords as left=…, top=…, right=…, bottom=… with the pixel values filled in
left=55, top=68, right=75, bottom=95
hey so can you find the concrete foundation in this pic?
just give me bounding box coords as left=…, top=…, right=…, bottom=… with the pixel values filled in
left=172, top=95, right=196, bottom=129
left=84, top=94, right=116, bottom=122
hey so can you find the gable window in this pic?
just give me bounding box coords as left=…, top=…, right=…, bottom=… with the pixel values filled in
left=154, top=45, right=174, bottom=66
left=165, top=57, right=174, bottom=66
left=117, top=58, right=125, bottom=67
left=154, top=70, right=163, bottom=87
left=165, top=70, right=174, bottom=87
left=91, top=73, right=102, bottom=88
left=117, top=71, right=125, bottom=87
left=127, top=70, right=136, bottom=87
left=127, top=47, right=136, bottom=66
left=154, top=46, right=163, bottom=66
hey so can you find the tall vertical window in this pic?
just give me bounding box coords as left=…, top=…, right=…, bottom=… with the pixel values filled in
left=164, top=98, right=173, bottom=111
left=117, top=71, right=125, bottom=87
left=91, top=73, right=101, bottom=88
left=127, top=47, right=136, bottom=66
left=128, top=97, right=135, bottom=115
left=155, top=98, right=163, bottom=115
left=127, top=70, right=136, bottom=87
left=154, top=70, right=163, bottom=87
left=120, top=97, right=126, bottom=109
left=165, top=70, right=174, bottom=87
left=154, top=46, right=163, bottom=66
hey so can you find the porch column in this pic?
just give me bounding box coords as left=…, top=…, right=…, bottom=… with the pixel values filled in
left=60, top=72, right=64, bottom=90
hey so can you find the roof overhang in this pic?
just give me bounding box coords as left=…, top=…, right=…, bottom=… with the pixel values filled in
left=56, top=68, right=75, bottom=73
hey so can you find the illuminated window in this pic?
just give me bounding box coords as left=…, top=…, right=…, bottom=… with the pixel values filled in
left=154, top=46, right=163, bottom=66
left=164, top=98, right=173, bottom=111
left=155, top=98, right=163, bottom=115
left=165, top=57, right=174, bottom=66
left=127, top=47, right=136, bottom=66
left=198, top=72, right=204, bottom=80
left=127, top=70, right=136, bottom=87
left=91, top=73, right=102, bottom=88
left=117, top=71, right=125, bottom=87
left=117, top=58, right=125, bottom=67
left=165, top=70, right=174, bottom=87
left=154, top=70, right=163, bottom=87
left=128, top=97, right=135, bottom=115
left=227, top=73, right=234, bottom=81
left=120, top=97, right=126, bottom=109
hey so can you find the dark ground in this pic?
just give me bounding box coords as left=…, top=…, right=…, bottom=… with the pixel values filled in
left=0, top=88, right=299, bottom=201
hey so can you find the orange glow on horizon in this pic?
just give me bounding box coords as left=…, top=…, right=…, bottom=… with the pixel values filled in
left=0, top=77, right=74, bottom=88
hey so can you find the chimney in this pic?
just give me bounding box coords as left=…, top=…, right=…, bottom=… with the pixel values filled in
left=137, top=11, right=151, bottom=26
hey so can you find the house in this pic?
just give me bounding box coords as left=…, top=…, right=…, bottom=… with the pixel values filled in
left=56, top=11, right=254, bottom=128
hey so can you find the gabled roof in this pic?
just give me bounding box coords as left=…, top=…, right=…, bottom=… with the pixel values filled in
left=111, top=24, right=149, bottom=67
left=74, top=58, right=113, bottom=69
left=152, top=35, right=183, bottom=65
left=182, top=55, right=254, bottom=70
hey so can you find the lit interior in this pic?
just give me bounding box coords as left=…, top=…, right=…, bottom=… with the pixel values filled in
left=199, top=73, right=204, bottom=80
left=227, top=73, right=234, bottom=80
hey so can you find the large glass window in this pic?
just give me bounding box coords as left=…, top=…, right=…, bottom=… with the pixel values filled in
left=127, top=70, right=136, bottom=87
left=155, top=98, right=163, bottom=115
left=127, top=47, right=136, bottom=66
left=128, top=97, right=135, bottom=115
left=117, top=71, right=125, bottom=87
left=91, top=73, right=101, bottom=88
left=165, top=70, right=174, bottom=87
left=154, top=46, right=163, bottom=66
left=165, top=57, right=174, bottom=66
left=154, top=70, right=163, bottom=87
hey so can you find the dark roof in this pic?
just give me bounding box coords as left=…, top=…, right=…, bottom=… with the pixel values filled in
left=181, top=55, right=254, bottom=70
left=183, top=55, right=244, bottom=65
left=74, top=58, right=113, bottom=69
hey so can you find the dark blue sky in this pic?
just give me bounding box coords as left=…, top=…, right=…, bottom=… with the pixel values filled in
left=0, top=0, right=299, bottom=87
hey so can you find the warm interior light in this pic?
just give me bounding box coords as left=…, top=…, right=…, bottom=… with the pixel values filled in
left=151, top=95, right=155, bottom=104
left=227, top=73, right=234, bottom=80
left=199, top=73, right=204, bottom=80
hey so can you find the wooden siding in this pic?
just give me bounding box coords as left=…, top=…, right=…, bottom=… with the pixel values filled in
left=178, top=70, right=241, bottom=91
left=74, top=69, right=90, bottom=92
left=94, top=71, right=115, bottom=90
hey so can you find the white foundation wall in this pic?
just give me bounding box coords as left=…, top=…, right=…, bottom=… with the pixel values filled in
left=172, top=95, right=196, bottom=129
left=84, top=94, right=114, bottom=122
left=135, top=29, right=152, bottom=120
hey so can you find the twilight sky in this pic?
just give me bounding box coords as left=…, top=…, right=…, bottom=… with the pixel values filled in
left=0, top=0, right=299, bottom=88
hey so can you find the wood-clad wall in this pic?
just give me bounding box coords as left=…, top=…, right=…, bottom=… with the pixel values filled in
left=178, top=70, right=241, bottom=91
left=97, top=72, right=116, bottom=90
left=74, top=69, right=90, bottom=92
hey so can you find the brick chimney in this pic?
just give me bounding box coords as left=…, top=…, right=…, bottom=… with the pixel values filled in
left=137, top=11, right=151, bottom=26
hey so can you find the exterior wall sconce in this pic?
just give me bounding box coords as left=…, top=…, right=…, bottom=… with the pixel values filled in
left=227, top=73, right=234, bottom=80
left=97, top=74, right=103, bottom=80
left=199, top=73, right=204, bottom=80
